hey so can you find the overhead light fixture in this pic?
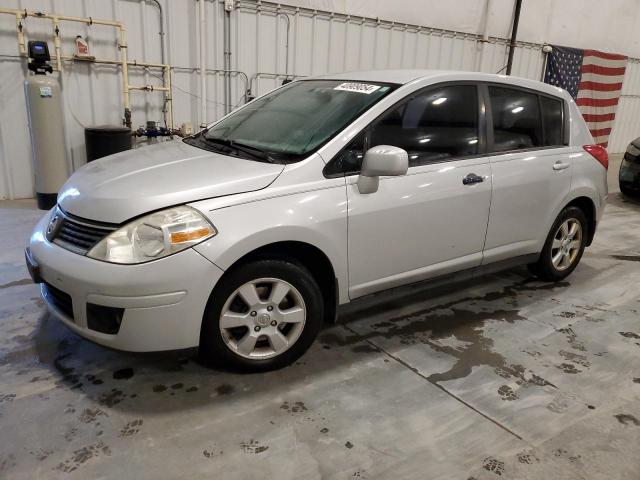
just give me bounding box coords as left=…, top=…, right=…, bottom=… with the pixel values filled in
left=432, top=97, right=447, bottom=105
left=511, top=106, right=524, bottom=114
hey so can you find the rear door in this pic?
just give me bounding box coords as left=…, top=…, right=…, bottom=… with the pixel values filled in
left=343, top=83, right=493, bottom=298
left=482, top=85, right=573, bottom=263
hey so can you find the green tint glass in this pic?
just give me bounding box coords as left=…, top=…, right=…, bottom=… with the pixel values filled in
left=204, top=80, right=393, bottom=159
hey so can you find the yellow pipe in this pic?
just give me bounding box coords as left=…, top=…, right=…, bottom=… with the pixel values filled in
left=16, top=13, right=25, bottom=55
left=52, top=16, right=62, bottom=72
left=58, top=55, right=168, bottom=70
left=0, top=7, right=174, bottom=130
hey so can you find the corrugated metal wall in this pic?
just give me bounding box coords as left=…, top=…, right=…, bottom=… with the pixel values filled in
left=0, top=0, right=636, bottom=199
left=609, top=59, right=640, bottom=153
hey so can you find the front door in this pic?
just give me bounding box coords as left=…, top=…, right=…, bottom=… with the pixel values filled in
left=345, top=84, right=492, bottom=299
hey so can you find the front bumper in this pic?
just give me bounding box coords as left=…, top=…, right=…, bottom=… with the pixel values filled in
left=28, top=212, right=224, bottom=351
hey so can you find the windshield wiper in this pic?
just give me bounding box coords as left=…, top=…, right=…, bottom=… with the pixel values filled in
left=230, top=141, right=277, bottom=163
left=203, top=136, right=276, bottom=163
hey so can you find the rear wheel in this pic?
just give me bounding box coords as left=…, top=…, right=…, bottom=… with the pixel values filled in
left=200, top=259, right=323, bottom=371
left=528, top=206, right=587, bottom=282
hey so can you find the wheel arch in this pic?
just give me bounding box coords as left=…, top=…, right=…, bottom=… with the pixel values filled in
left=564, top=195, right=597, bottom=246
left=211, top=240, right=339, bottom=324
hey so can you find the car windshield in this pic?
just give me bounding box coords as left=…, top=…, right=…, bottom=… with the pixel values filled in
left=187, top=80, right=395, bottom=163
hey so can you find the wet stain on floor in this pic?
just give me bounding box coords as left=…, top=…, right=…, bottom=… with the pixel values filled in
left=614, top=414, right=640, bottom=426
left=240, top=439, right=268, bottom=454
left=215, top=384, right=235, bottom=395
left=97, top=389, right=126, bottom=407
left=619, top=331, right=640, bottom=340
left=112, top=368, right=134, bottom=380
left=482, top=456, right=505, bottom=475
left=79, top=408, right=107, bottom=424
left=324, top=279, right=569, bottom=389
left=497, top=385, right=519, bottom=401
left=119, top=419, right=143, bottom=437
left=280, top=401, right=308, bottom=414
left=203, top=447, right=223, bottom=458
left=55, top=441, right=111, bottom=473
left=610, top=255, right=640, bottom=262
left=0, top=278, right=32, bottom=289
left=556, top=363, right=581, bottom=374
left=559, top=350, right=590, bottom=368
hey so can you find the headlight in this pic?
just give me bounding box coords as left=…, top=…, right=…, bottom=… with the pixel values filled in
left=87, top=206, right=216, bottom=264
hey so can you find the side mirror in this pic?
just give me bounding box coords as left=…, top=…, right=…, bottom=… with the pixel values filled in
left=357, top=145, right=409, bottom=194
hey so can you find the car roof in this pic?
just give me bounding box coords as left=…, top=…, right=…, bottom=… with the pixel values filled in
left=312, top=69, right=569, bottom=99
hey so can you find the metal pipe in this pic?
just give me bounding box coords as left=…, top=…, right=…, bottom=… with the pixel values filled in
left=277, top=12, right=290, bottom=76
left=249, top=72, right=305, bottom=97
left=119, top=25, right=131, bottom=126
left=199, top=0, right=207, bottom=127
left=505, top=0, right=523, bottom=76
left=129, top=85, right=170, bottom=91
left=166, top=65, right=174, bottom=130
left=223, top=4, right=232, bottom=114
left=145, top=0, right=166, bottom=65
left=173, top=66, right=251, bottom=104
left=130, top=0, right=167, bottom=125
left=475, top=0, right=492, bottom=71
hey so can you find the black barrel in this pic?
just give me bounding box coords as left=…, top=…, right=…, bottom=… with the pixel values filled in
left=84, top=125, right=132, bottom=162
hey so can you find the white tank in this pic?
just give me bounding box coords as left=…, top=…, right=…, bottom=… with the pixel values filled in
left=24, top=74, right=69, bottom=209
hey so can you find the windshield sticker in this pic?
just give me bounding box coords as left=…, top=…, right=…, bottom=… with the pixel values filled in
left=334, top=83, right=381, bottom=94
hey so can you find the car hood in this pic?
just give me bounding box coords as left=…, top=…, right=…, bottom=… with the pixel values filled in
left=57, top=140, right=285, bottom=224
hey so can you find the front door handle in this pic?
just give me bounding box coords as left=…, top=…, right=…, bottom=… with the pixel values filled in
left=553, top=161, right=570, bottom=171
left=463, top=173, right=484, bottom=185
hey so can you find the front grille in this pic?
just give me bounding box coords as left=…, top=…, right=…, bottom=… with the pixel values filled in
left=51, top=208, right=118, bottom=255
left=44, top=282, right=74, bottom=320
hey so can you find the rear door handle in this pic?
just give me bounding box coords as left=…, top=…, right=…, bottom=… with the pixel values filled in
left=553, top=161, right=570, bottom=171
left=462, top=173, right=484, bottom=185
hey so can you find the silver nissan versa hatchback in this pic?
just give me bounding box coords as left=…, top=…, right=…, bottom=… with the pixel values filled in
left=26, top=70, right=608, bottom=371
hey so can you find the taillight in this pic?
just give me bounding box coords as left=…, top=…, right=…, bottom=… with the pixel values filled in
left=583, top=144, right=609, bottom=170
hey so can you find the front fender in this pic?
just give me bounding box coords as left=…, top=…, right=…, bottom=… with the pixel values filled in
left=191, top=186, right=349, bottom=303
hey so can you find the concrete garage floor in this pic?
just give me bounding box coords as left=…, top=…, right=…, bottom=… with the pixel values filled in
left=1, top=155, right=639, bottom=479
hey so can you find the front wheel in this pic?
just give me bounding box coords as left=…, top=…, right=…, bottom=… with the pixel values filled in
left=200, top=259, right=324, bottom=371
left=528, top=206, right=588, bottom=282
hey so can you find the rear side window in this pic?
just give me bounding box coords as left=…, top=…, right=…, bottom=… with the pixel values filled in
left=370, top=85, right=479, bottom=167
left=489, top=86, right=542, bottom=152
left=540, top=96, right=564, bottom=146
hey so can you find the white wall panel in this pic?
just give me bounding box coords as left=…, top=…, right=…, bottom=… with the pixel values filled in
left=609, top=60, right=640, bottom=153
left=0, top=0, right=637, bottom=199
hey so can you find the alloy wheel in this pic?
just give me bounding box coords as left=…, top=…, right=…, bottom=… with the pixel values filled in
left=551, top=218, right=583, bottom=271
left=219, top=277, right=306, bottom=360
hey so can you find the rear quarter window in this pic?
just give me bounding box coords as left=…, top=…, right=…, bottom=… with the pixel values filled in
left=540, top=96, right=564, bottom=146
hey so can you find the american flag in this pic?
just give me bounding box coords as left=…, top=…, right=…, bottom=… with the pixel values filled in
left=544, top=45, right=628, bottom=148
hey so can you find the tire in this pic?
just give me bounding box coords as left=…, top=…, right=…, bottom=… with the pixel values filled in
left=528, top=206, right=588, bottom=282
left=200, top=259, right=324, bottom=372
left=620, top=184, right=636, bottom=197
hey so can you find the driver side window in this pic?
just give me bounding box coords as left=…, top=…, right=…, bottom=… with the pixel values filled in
left=324, top=84, right=480, bottom=176
left=370, top=84, right=479, bottom=167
